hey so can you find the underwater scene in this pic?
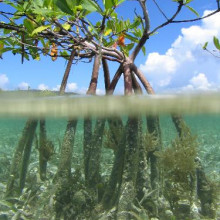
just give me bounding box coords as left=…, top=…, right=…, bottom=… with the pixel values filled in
left=0, top=94, right=219, bottom=220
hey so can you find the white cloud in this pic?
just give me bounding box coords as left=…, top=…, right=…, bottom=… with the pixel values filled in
left=66, top=83, right=78, bottom=92
left=96, top=88, right=105, bottom=95
left=38, top=84, right=49, bottom=90
left=182, top=73, right=212, bottom=91
left=52, top=83, right=78, bottom=92
left=18, top=82, right=30, bottom=90
left=52, top=85, right=60, bottom=91
left=140, top=10, right=220, bottom=92
left=189, top=73, right=211, bottom=90
left=0, top=74, right=9, bottom=89
left=141, top=52, right=177, bottom=73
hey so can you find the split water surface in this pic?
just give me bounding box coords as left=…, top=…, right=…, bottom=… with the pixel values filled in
left=0, top=92, right=219, bottom=219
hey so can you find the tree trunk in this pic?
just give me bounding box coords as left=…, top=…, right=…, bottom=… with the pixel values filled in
left=123, top=60, right=133, bottom=95
left=102, top=58, right=111, bottom=93
left=87, top=55, right=100, bottom=95
left=55, top=120, right=77, bottom=181
left=196, top=158, right=216, bottom=218
left=86, top=118, right=105, bottom=191
left=39, top=119, right=47, bottom=180
left=117, top=117, right=140, bottom=219
left=83, top=118, right=93, bottom=185
left=19, top=120, right=38, bottom=193
left=59, top=49, right=75, bottom=94
left=101, top=118, right=125, bottom=209
left=6, top=119, right=38, bottom=197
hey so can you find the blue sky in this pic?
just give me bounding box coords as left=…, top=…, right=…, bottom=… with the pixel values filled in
left=0, top=0, right=220, bottom=94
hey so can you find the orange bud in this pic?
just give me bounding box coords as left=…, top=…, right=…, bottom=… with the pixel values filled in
left=51, top=43, right=58, bottom=61
left=117, top=34, right=125, bottom=47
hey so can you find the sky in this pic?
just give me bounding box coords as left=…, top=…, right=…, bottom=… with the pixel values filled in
left=0, top=0, right=220, bottom=94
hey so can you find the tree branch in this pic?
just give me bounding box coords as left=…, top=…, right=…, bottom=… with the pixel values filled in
left=149, top=2, right=183, bottom=36
left=130, top=0, right=150, bottom=61
left=152, top=0, right=168, bottom=20
left=102, top=58, right=111, bottom=93
left=131, top=72, right=143, bottom=94
left=107, top=65, right=123, bottom=95
left=172, top=9, right=220, bottom=23
left=130, top=63, right=155, bottom=94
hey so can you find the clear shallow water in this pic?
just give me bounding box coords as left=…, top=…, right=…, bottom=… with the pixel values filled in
left=0, top=92, right=219, bottom=219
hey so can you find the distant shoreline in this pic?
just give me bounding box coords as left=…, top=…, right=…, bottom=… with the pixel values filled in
left=0, top=89, right=78, bottom=97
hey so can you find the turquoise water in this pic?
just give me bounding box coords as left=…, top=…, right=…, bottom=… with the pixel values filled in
left=0, top=94, right=219, bottom=219
left=0, top=115, right=219, bottom=178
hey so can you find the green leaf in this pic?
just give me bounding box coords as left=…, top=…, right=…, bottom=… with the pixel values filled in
left=81, top=0, right=102, bottom=13
left=125, top=33, right=139, bottom=43
left=43, top=0, right=53, bottom=8
left=31, top=25, right=51, bottom=36
left=129, top=18, right=141, bottom=29
left=60, top=50, right=69, bottom=59
left=103, top=0, right=115, bottom=10
left=23, top=19, right=35, bottom=33
left=132, top=28, right=142, bottom=38
left=202, top=42, right=208, bottom=50
left=54, top=0, right=73, bottom=15
left=186, top=5, right=199, bottom=17
left=0, top=42, right=4, bottom=57
left=149, top=31, right=158, bottom=37
left=126, top=43, right=135, bottom=51
left=141, top=46, right=146, bottom=56
left=121, top=46, right=129, bottom=57
left=3, top=28, right=12, bottom=35
left=66, top=0, right=80, bottom=9
left=213, top=36, right=220, bottom=50
left=110, top=11, right=117, bottom=18
left=116, top=0, right=125, bottom=6
left=1, top=47, right=14, bottom=53
left=184, top=0, right=194, bottom=4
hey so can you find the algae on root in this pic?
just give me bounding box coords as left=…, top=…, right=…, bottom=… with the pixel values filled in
left=6, top=119, right=38, bottom=197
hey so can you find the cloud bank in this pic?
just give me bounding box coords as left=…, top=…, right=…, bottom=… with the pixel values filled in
left=0, top=74, right=9, bottom=89
left=18, top=82, right=30, bottom=90
left=140, top=10, right=220, bottom=92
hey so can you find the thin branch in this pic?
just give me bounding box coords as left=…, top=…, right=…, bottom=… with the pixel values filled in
left=204, top=48, right=220, bottom=59
left=130, top=0, right=150, bottom=61
left=152, top=0, right=168, bottom=20
left=101, top=55, right=122, bottom=63
left=149, top=2, right=183, bottom=35
left=172, top=9, right=220, bottom=23
left=21, top=33, right=25, bottom=64
left=0, top=22, right=24, bottom=33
